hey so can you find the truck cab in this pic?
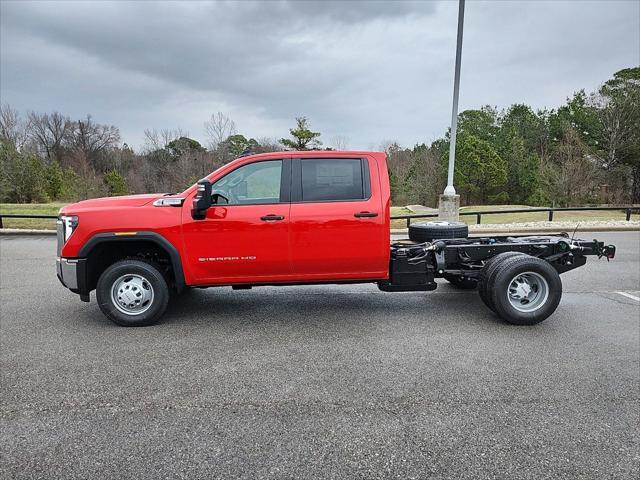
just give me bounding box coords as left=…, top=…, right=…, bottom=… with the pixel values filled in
left=182, top=151, right=390, bottom=285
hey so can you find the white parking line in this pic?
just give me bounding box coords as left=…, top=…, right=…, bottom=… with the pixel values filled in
left=616, top=291, right=640, bottom=302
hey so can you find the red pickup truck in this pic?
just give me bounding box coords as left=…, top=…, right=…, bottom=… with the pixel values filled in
left=57, top=151, right=615, bottom=327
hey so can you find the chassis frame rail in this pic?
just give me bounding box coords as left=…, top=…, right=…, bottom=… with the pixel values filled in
left=380, top=233, right=616, bottom=292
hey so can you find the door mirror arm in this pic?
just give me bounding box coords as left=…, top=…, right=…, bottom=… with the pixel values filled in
left=191, top=179, right=212, bottom=220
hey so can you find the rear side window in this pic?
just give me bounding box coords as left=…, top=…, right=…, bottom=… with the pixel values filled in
left=301, top=159, right=367, bottom=202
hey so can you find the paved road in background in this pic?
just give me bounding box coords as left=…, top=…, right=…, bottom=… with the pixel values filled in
left=1, top=232, right=638, bottom=479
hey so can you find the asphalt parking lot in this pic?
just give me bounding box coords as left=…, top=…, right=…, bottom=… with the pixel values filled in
left=1, top=232, right=639, bottom=479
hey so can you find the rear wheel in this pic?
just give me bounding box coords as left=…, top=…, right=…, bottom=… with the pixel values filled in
left=487, top=255, right=562, bottom=325
left=477, top=252, right=527, bottom=311
left=96, top=259, right=169, bottom=326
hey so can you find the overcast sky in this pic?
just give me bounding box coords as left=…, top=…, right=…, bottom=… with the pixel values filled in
left=1, top=0, right=638, bottom=151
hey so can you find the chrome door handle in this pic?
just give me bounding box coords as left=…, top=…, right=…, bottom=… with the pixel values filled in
left=354, top=212, right=378, bottom=218
left=260, top=215, right=285, bottom=221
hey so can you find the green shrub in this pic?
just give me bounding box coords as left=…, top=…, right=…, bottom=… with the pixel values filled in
left=45, top=161, right=64, bottom=200
left=0, top=141, right=48, bottom=203
left=103, top=170, right=128, bottom=196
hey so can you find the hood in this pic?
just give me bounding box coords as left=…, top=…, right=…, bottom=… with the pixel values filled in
left=62, top=194, right=166, bottom=213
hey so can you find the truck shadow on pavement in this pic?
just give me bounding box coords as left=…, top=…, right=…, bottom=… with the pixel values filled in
left=150, top=285, right=508, bottom=328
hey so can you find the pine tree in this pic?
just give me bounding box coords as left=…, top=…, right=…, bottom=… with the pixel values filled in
left=280, top=117, right=322, bottom=150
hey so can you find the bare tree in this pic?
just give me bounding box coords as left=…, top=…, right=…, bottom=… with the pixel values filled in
left=254, top=137, right=281, bottom=154
left=143, top=129, right=162, bottom=152
left=204, top=112, right=236, bottom=150
left=27, top=111, right=73, bottom=162
left=590, top=92, right=635, bottom=171
left=0, top=104, right=29, bottom=149
left=553, top=128, right=599, bottom=205
left=331, top=135, right=350, bottom=150
left=404, top=147, right=443, bottom=207
left=142, top=128, right=188, bottom=153
left=70, top=115, right=121, bottom=169
left=379, top=140, right=398, bottom=154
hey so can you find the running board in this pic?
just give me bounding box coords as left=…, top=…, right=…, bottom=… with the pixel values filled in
left=377, top=282, right=437, bottom=292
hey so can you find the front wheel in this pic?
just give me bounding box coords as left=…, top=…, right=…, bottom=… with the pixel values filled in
left=487, top=255, right=562, bottom=325
left=96, top=259, right=169, bottom=327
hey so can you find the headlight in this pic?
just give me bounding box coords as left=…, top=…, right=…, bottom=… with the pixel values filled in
left=60, top=215, right=79, bottom=243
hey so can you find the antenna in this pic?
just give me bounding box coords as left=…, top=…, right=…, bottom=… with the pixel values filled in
left=571, top=222, right=580, bottom=243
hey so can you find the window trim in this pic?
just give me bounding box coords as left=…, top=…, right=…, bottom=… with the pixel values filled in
left=290, top=157, right=372, bottom=204
left=210, top=158, right=291, bottom=206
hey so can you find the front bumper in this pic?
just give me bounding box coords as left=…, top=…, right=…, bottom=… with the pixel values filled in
left=56, top=257, right=79, bottom=289
left=56, top=219, right=90, bottom=301
left=56, top=257, right=89, bottom=301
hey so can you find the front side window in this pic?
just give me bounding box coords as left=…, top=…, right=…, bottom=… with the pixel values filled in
left=301, top=159, right=365, bottom=202
left=212, top=160, right=283, bottom=205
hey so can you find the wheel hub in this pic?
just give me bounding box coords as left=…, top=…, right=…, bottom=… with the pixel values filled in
left=507, top=272, right=549, bottom=313
left=512, top=280, right=532, bottom=299
left=111, top=274, right=154, bottom=315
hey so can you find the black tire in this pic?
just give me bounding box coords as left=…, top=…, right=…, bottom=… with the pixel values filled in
left=488, top=255, right=562, bottom=326
left=96, top=259, right=169, bottom=327
left=443, top=274, right=478, bottom=289
left=477, top=252, right=527, bottom=311
left=408, top=221, right=468, bottom=243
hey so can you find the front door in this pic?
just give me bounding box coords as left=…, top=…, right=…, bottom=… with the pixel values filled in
left=182, top=158, right=291, bottom=285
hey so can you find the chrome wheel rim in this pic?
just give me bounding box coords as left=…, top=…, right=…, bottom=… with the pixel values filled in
left=111, top=274, right=154, bottom=315
left=507, top=271, right=549, bottom=313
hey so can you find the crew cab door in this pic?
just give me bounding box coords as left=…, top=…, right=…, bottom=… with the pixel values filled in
left=181, top=158, right=291, bottom=285
left=289, top=156, right=387, bottom=280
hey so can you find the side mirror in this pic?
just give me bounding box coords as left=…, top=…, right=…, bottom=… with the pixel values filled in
left=191, top=179, right=212, bottom=220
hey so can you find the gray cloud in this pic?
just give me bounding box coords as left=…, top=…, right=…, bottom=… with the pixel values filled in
left=1, top=0, right=638, bottom=150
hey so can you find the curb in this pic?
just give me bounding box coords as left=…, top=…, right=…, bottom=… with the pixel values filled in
left=391, top=225, right=640, bottom=235
left=0, top=229, right=57, bottom=235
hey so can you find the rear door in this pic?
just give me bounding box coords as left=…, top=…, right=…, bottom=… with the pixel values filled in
left=289, top=156, right=387, bottom=280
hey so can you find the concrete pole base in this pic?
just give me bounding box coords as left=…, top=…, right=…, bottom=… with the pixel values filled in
left=438, top=194, right=460, bottom=222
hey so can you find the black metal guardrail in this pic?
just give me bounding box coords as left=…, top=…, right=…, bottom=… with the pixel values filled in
left=391, top=206, right=640, bottom=228
left=0, top=206, right=638, bottom=229
left=0, top=214, right=58, bottom=229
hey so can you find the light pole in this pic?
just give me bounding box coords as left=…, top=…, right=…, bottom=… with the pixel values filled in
left=439, top=0, right=465, bottom=221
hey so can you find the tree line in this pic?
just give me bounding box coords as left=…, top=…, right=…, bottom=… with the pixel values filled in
left=0, top=67, right=638, bottom=206
left=389, top=67, right=639, bottom=207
